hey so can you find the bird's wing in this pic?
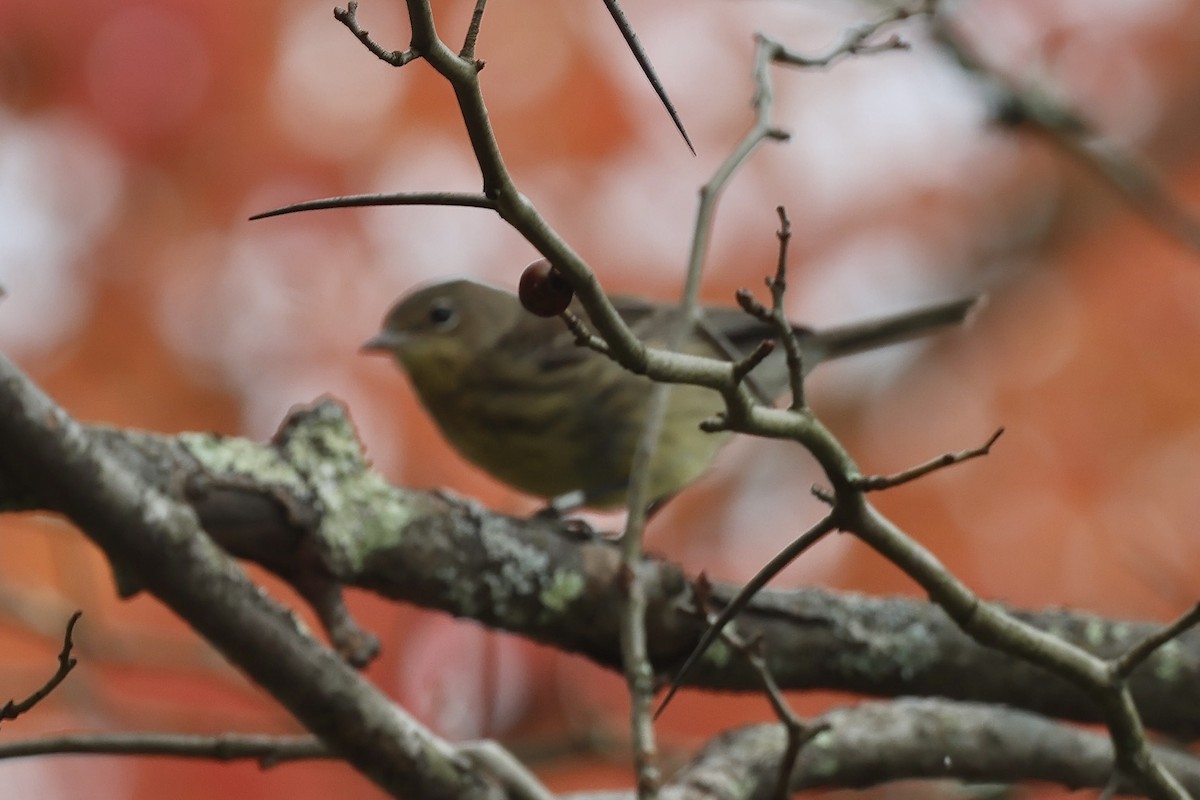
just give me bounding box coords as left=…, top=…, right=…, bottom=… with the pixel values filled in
left=486, top=312, right=585, bottom=373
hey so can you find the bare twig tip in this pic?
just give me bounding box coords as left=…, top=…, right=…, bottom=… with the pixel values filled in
left=853, top=426, right=1006, bottom=492
left=735, top=288, right=768, bottom=319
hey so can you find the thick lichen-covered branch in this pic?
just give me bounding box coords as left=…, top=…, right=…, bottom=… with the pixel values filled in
left=6, top=391, right=1200, bottom=744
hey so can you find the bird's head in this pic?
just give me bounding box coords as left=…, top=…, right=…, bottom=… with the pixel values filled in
left=362, top=279, right=524, bottom=396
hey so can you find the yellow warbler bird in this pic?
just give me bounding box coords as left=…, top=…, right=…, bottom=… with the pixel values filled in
left=363, top=278, right=978, bottom=509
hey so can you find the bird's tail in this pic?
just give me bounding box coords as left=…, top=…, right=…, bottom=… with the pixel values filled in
left=803, top=295, right=984, bottom=366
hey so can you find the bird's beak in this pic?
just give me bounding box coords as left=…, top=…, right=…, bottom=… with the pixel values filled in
left=361, top=331, right=404, bottom=354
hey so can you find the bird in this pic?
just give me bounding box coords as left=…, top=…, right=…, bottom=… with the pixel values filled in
left=362, top=278, right=979, bottom=510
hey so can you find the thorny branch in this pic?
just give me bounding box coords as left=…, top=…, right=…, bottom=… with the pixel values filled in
left=248, top=1, right=1200, bottom=797
left=4, top=0, right=1196, bottom=797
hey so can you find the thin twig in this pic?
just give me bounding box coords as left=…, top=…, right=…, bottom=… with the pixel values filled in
left=0, top=731, right=329, bottom=765
left=610, top=11, right=713, bottom=777
left=655, top=12, right=937, bottom=721
left=767, top=207, right=807, bottom=410
left=1113, top=601, right=1200, bottom=681
left=851, top=427, right=1004, bottom=491
left=460, top=0, right=488, bottom=61
left=559, top=310, right=611, bottom=356
left=683, top=588, right=828, bottom=800
left=635, top=18, right=799, bottom=755
left=614, top=557, right=660, bottom=798
left=656, top=514, right=837, bottom=719
left=733, top=210, right=809, bottom=408
left=719, top=620, right=828, bottom=800
left=772, top=3, right=928, bottom=69
left=0, top=611, right=82, bottom=725
left=744, top=642, right=827, bottom=800
left=334, top=2, right=419, bottom=66
left=731, top=340, right=776, bottom=386
left=605, top=0, right=807, bottom=778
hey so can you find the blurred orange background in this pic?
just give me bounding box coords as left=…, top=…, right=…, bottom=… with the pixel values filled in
left=2, top=0, right=1200, bottom=797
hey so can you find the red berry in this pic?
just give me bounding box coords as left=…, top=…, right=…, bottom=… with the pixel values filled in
left=519, top=259, right=574, bottom=317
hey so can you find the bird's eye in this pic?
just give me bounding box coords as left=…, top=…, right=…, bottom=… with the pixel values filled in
left=428, top=299, right=458, bottom=330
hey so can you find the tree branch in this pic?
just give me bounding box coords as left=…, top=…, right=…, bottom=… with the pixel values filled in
left=6, top=392, right=1200, bottom=744
left=0, top=354, right=498, bottom=799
